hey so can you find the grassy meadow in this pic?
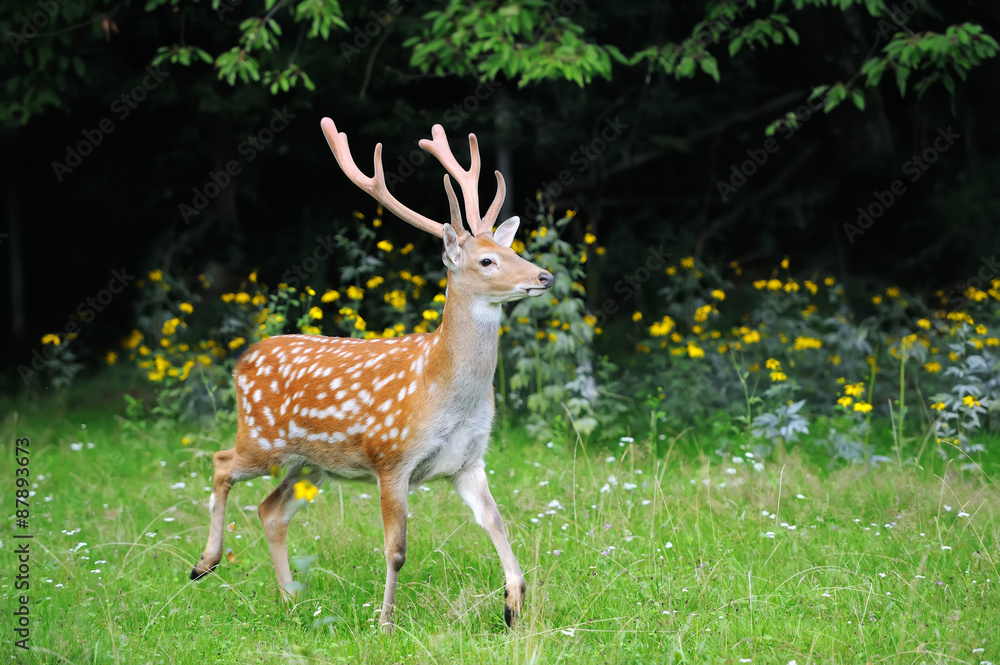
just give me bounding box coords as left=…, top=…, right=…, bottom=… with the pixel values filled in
left=2, top=387, right=998, bottom=665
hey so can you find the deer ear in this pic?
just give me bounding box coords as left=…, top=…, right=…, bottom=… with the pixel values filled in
left=442, top=223, right=462, bottom=269
left=492, top=216, right=520, bottom=248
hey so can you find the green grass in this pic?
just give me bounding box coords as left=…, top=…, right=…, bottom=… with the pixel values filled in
left=2, top=398, right=998, bottom=664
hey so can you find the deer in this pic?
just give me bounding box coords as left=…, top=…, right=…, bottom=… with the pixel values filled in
left=189, top=117, right=553, bottom=631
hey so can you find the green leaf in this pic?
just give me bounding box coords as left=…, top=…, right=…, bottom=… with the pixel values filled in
left=699, top=56, right=720, bottom=82
left=851, top=88, right=865, bottom=110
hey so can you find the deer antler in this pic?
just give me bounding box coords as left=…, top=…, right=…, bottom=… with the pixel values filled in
left=418, top=124, right=506, bottom=236
left=320, top=117, right=447, bottom=239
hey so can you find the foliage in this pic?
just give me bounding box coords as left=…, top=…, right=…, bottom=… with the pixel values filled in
left=631, top=256, right=1000, bottom=462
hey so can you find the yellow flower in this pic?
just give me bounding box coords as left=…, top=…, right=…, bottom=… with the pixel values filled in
left=221, top=293, right=236, bottom=303
left=353, top=211, right=364, bottom=220
left=783, top=280, right=799, bottom=293
left=917, top=318, right=931, bottom=329
left=975, top=324, right=988, bottom=335
left=780, top=257, right=789, bottom=269
left=162, top=317, right=182, bottom=336
left=694, top=304, right=714, bottom=322
left=228, top=337, right=246, bottom=350
left=632, top=311, right=642, bottom=322
left=305, top=286, right=316, bottom=296
left=886, top=286, right=900, bottom=298
left=354, top=316, right=366, bottom=331
left=923, top=361, right=942, bottom=373
left=680, top=256, right=695, bottom=269
left=766, top=279, right=782, bottom=291
left=433, top=293, right=446, bottom=303
left=580, top=251, right=587, bottom=264
left=235, top=292, right=251, bottom=304
left=548, top=332, right=558, bottom=343
left=965, top=287, right=988, bottom=303
left=309, top=307, right=323, bottom=320
left=717, top=344, right=729, bottom=354
left=347, top=286, right=364, bottom=300
left=148, top=270, right=163, bottom=282
left=931, top=402, right=946, bottom=411
left=987, top=338, right=999, bottom=347
left=400, top=243, right=414, bottom=255
left=249, top=271, right=257, bottom=283
left=666, top=266, right=677, bottom=276
left=765, top=358, right=781, bottom=370
left=687, top=343, right=705, bottom=359
left=138, top=345, right=151, bottom=356
left=583, top=232, right=596, bottom=245
left=962, top=395, right=981, bottom=408
left=41, top=334, right=61, bottom=346
left=301, top=325, right=321, bottom=335
left=829, top=354, right=841, bottom=365
left=837, top=396, right=853, bottom=408
left=197, top=354, right=212, bottom=367
left=948, top=350, right=961, bottom=362
left=769, top=371, right=787, bottom=382
left=844, top=382, right=865, bottom=397
left=536, top=331, right=547, bottom=340
left=321, top=289, right=340, bottom=303
left=147, top=370, right=164, bottom=382
left=511, top=239, right=526, bottom=254
left=793, top=336, right=822, bottom=351
left=742, top=330, right=762, bottom=344
left=565, top=209, right=577, bottom=219
left=710, top=289, right=725, bottom=301
left=252, top=293, right=267, bottom=307
left=804, top=280, right=817, bottom=295
left=422, top=309, right=439, bottom=321
left=373, top=218, right=382, bottom=228
left=181, top=436, right=193, bottom=446
left=106, top=351, right=117, bottom=365
left=753, top=280, right=767, bottom=290
left=871, top=295, right=882, bottom=305
left=853, top=402, right=873, bottom=413
left=123, top=329, right=143, bottom=349
left=649, top=316, right=675, bottom=337
left=179, top=302, right=194, bottom=314
left=824, top=276, right=836, bottom=286
left=293, top=480, right=319, bottom=502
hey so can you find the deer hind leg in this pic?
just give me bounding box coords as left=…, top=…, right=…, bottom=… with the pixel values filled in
left=258, top=465, right=325, bottom=602
left=191, top=448, right=263, bottom=580
left=454, top=462, right=526, bottom=628
left=377, top=477, right=409, bottom=633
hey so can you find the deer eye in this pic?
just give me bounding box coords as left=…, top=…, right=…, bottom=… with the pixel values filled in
left=480, top=258, right=493, bottom=267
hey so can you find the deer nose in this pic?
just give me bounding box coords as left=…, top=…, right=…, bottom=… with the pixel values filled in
left=538, top=271, right=553, bottom=289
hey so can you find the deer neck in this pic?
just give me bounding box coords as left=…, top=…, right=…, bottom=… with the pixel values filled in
left=428, top=275, right=501, bottom=399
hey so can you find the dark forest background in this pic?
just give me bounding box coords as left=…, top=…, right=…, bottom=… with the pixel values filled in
left=3, top=0, right=999, bottom=388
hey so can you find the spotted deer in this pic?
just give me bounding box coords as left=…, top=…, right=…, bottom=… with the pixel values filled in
left=190, top=118, right=553, bottom=630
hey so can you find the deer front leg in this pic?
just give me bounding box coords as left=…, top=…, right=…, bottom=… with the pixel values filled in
left=454, top=462, right=526, bottom=628
left=377, top=477, right=409, bottom=632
